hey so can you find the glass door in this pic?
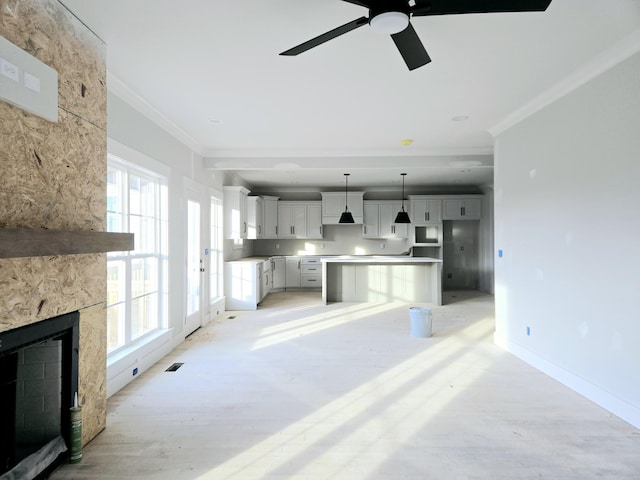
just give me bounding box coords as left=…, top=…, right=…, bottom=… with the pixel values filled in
left=185, top=186, right=204, bottom=336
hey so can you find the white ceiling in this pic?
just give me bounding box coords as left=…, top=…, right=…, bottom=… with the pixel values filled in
left=60, top=0, right=640, bottom=190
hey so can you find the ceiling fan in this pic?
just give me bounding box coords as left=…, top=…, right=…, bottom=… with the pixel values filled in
left=280, top=0, right=553, bottom=71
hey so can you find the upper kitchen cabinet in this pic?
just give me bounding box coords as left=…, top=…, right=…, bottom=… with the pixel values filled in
left=306, top=202, right=323, bottom=239
left=224, top=186, right=250, bottom=239
left=321, top=192, right=365, bottom=224
left=408, top=196, right=442, bottom=224
left=278, top=202, right=307, bottom=239
left=278, top=202, right=323, bottom=239
left=362, top=201, right=408, bottom=239
left=246, top=196, right=263, bottom=239
left=262, top=196, right=279, bottom=239
left=442, top=197, right=482, bottom=220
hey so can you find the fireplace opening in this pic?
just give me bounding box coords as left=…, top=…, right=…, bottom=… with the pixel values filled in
left=0, top=311, right=79, bottom=479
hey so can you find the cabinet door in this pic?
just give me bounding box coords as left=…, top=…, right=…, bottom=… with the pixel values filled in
left=278, top=204, right=294, bottom=238
left=291, top=204, right=307, bottom=238
left=378, top=204, right=395, bottom=238
left=306, top=203, right=323, bottom=238
left=272, top=258, right=285, bottom=289
left=223, top=186, right=249, bottom=239
left=246, top=196, right=263, bottom=239
left=285, top=257, right=301, bottom=287
left=362, top=203, right=379, bottom=238
left=263, top=198, right=278, bottom=239
left=443, top=198, right=481, bottom=220
left=410, top=198, right=442, bottom=224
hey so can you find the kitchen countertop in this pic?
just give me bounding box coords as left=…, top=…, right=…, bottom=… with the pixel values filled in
left=322, top=255, right=441, bottom=263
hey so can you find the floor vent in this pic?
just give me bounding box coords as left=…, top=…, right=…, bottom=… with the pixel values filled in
left=165, top=362, right=184, bottom=372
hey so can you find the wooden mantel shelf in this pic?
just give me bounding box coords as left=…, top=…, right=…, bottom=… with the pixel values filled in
left=0, top=229, right=134, bottom=259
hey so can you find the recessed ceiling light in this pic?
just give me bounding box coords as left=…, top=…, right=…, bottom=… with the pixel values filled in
left=452, top=116, right=469, bottom=122
left=209, top=119, right=223, bottom=124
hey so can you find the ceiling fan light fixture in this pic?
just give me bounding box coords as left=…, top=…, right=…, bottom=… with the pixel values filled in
left=369, top=11, right=409, bottom=35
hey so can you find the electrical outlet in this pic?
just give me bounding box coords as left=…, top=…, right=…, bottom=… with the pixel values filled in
left=276, top=243, right=279, bottom=249
left=380, top=243, right=385, bottom=249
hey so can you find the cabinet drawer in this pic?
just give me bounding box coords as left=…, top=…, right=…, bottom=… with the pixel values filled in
left=301, top=265, right=321, bottom=274
left=300, top=275, right=322, bottom=287
left=300, top=257, right=321, bottom=265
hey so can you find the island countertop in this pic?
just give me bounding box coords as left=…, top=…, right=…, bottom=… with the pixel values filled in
left=322, top=256, right=441, bottom=264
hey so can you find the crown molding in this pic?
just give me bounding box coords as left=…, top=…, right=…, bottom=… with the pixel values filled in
left=107, top=71, right=207, bottom=156
left=490, top=28, right=640, bottom=137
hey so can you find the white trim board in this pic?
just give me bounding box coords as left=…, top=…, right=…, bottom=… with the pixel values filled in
left=107, top=71, right=206, bottom=157
left=490, top=28, right=640, bottom=137
left=494, top=333, right=640, bottom=429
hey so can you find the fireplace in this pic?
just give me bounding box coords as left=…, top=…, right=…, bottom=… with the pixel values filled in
left=0, top=311, right=79, bottom=479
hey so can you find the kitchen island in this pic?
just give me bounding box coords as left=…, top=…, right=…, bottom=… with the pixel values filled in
left=321, top=256, right=443, bottom=305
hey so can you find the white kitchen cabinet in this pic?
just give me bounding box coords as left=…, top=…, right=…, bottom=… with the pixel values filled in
left=362, top=201, right=408, bottom=239
left=262, top=196, right=279, bottom=239
left=278, top=202, right=307, bottom=239
left=223, top=186, right=250, bottom=239
left=224, top=260, right=260, bottom=310
left=246, top=196, right=263, bottom=239
left=408, top=196, right=442, bottom=224
left=321, top=191, right=365, bottom=224
left=300, top=257, right=322, bottom=288
left=306, top=202, right=323, bottom=238
left=285, top=256, right=301, bottom=287
left=261, top=258, right=271, bottom=301
left=271, top=257, right=285, bottom=290
left=443, top=197, right=482, bottom=220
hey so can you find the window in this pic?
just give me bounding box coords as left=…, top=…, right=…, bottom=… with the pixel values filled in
left=210, top=195, right=224, bottom=303
left=106, top=158, right=168, bottom=354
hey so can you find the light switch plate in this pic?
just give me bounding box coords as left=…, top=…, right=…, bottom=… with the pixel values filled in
left=0, top=35, right=58, bottom=122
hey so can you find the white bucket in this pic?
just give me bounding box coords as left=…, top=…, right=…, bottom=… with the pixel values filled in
left=409, top=306, right=432, bottom=338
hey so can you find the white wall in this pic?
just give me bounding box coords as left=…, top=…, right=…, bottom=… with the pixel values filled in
left=494, top=52, right=640, bottom=427
left=106, top=91, right=221, bottom=395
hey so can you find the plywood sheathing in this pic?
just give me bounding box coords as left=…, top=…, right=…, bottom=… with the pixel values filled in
left=1, top=0, right=107, bottom=129
left=79, top=302, right=107, bottom=445
left=0, top=0, right=108, bottom=445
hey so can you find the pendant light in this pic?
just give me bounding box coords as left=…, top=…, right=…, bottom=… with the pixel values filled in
left=394, top=173, right=411, bottom=224
left=339, top=173, right=355, bottom=223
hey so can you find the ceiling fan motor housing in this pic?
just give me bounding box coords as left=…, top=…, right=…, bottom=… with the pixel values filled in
left=369, top=1, right=411, bottom=34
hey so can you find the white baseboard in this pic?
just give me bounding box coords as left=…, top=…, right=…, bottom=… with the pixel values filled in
left=494, top=333, right=640, bottom=429
left=106, top=329, right=175, bottom=397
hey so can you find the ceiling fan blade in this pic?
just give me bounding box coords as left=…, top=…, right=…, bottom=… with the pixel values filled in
left=391, top=23, right=431, bottom=71
left=280, top=17, right=369, bottom=56
left=340, top=0, right=374, bottom=7
left=412, top=0, right=552, bottom=17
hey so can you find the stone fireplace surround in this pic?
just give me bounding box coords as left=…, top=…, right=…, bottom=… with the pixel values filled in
left=1, top=0, right=111, bottom=458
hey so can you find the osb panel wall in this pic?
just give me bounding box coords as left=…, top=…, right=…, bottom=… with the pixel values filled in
left=0, top=0, right=108, bottom=444
left=78, top=303, right=107, bottom=444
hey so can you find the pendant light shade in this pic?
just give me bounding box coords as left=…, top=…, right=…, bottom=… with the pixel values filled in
left=394, top=173, right=411, bottom=224
left=339, top=173, right=355, bottom=224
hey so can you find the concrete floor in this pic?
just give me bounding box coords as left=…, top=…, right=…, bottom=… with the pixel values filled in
left=52, top=291, right=640, bottom=479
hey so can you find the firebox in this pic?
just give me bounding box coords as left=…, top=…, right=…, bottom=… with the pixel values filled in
left=0, top=311, right=79, bottom=479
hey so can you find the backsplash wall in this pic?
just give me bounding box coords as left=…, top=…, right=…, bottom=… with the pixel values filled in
left=252, top=224, right=412, bottom=256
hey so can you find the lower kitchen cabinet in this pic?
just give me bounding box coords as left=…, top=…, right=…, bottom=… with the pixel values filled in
left=224, top=261, right=261, bottom=310
left=285, top=257, right=301, bottom=288
left=272, top=257, right=285, bottom=290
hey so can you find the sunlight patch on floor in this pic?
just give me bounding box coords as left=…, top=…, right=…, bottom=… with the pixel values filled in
left=251, top=302, right=400, bottom=351
left=197, top=317, right=497, bottom=479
